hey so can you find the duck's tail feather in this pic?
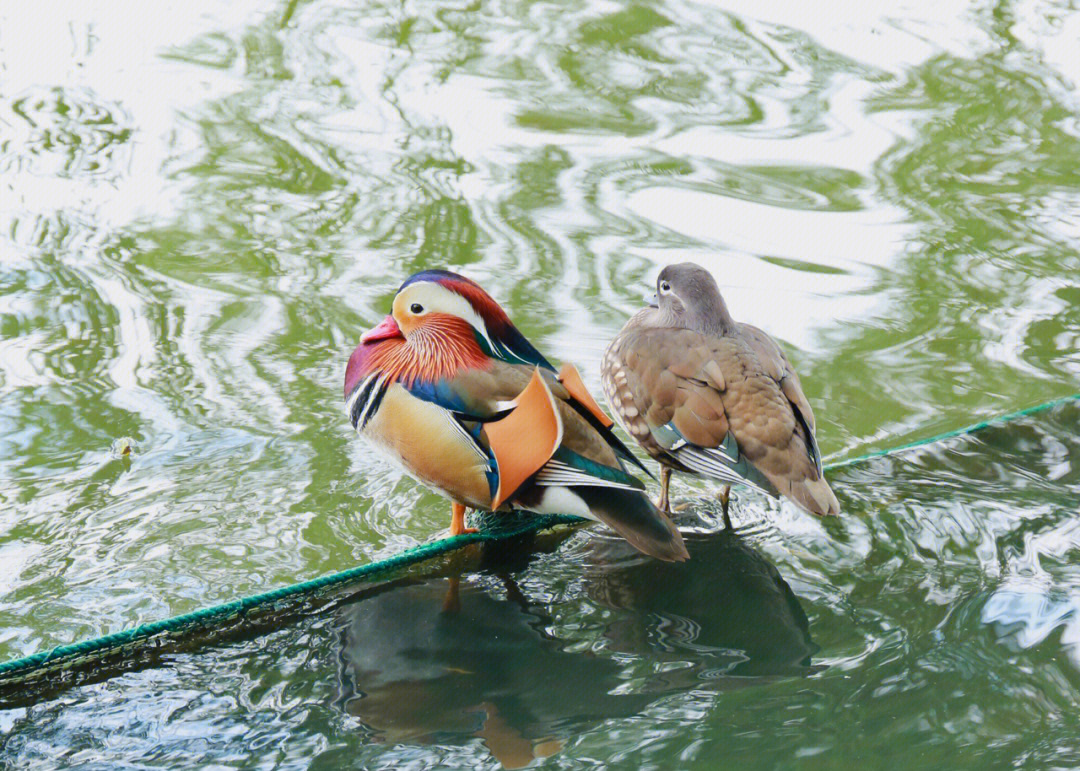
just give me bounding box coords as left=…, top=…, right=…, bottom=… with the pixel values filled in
left=574, top=486, right=689, bottom=562
left=785, top=476, right=840, bottom=517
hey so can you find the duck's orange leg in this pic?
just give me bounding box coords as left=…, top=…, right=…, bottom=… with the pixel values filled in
left=450, top=502, right=477, bottom=536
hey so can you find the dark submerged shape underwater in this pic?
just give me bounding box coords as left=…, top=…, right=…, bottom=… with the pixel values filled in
left=602, top=262, right=840, bottom=520
left=345, top=269, right=687, bottom=561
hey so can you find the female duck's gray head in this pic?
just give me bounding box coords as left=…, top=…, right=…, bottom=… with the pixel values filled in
left=650, top=262, right=735, bottom=333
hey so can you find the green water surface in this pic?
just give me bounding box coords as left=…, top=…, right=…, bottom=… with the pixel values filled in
left=2, top=0, right=1079, bottom=767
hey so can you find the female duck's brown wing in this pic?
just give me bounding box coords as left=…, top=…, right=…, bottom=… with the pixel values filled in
left=603, top=325, right=839, bottom=517
left=737, top=323, right=822, bottom=473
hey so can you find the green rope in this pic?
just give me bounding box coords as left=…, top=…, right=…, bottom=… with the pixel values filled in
left=825, top=392, right=1079, bottom=469
left=0, top=513, right=579, bottom=683
left=1, top=392, right=1076, bottom=685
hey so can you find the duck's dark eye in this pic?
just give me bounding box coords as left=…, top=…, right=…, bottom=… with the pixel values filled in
left=660, top=281, right=671, bottom=293
left=410, top=303, right=424, bottom=314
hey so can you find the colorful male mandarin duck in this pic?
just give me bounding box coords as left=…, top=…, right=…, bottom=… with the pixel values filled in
left=344, top=270, right=688, bottom=562
left=601, top=262, right=840, bottom=524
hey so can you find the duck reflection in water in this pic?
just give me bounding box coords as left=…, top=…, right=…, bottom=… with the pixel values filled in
left=585, top=530, right=819, bottom=678
left=336, top=574, right=644, bottom=768
left=334, top=532, right=818, bottom=767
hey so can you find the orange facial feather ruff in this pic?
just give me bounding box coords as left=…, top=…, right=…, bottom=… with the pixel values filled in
left=362, top=315, right=491, bottom=388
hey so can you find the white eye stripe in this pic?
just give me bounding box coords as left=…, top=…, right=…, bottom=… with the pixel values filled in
left=397, top=283, right=492, bottom=342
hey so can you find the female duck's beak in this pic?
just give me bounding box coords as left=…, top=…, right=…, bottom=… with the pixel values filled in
left=361, top=315, right=404, bottom=344
left=647, top=293, right=659, bottom=308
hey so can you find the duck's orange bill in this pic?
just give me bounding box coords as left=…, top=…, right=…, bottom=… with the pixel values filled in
left=485, top=369, right=563, bottom=509
left=558, top=363, right=613, bottom=428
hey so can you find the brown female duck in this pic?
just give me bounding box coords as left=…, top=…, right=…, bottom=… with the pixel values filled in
left=601, top=262, right=839, bottom=523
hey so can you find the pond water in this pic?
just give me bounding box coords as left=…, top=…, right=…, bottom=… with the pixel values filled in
left=2, top=0, right=1079, bottom=767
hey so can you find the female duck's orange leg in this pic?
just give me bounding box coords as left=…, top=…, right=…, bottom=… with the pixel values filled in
left=450, top=502, right=477, bottom=536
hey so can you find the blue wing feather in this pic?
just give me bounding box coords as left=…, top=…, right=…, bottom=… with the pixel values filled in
left=402, top=377, right=474, bottom=415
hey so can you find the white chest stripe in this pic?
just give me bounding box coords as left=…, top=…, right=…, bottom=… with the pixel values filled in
left=349, top=373, right=388, bottom=432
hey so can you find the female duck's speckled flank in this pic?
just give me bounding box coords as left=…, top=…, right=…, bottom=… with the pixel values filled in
left=345, top=270, right=687, bottom=562
left=602, top=262, right=839, bottom=522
